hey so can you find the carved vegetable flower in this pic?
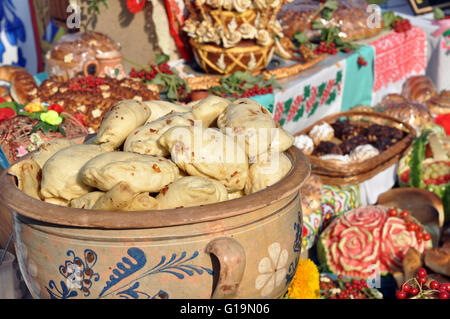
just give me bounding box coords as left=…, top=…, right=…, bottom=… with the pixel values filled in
left=256, top=29, right=273, bottom=47
left=253, top=0, right=268, bottom=10
left=268, top=20, right=284, bottom=38
left=183, top=19, right=198, bottom=38
left=24, top=101, right=44, bottom=113
left=239, top=23, right=257, bottom=39
left=219, top=27, right=242, bottom=48
left=233, top=0, right=252, bottom=12
left=40, top=110, right=63, bottom=126
left=207, top=0, right=223, bottom=8
left=255, top=242, right=288, bottom=297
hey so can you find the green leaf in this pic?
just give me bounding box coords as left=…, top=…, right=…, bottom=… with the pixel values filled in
left=312, top=20, right=324, bottom=30
left=155, top=53, right=170, bottom=65
left=293, top=31, right=309, bottom=46
left=322, top=8, right=334, bottom=21
left=0, top=102, right=18, bottom=113
left=409, top=131, right=432, bottom=188
left=59, top=126, right=66, bottom=137
left=323, top=0, right=339, bottom=11
left=149, top=73, right=166, bottom=86
left=433, top=7, right=445, bottom=20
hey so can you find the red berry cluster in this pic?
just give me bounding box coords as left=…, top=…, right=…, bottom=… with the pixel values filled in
left=314, top=42, right=339, bottom=55
left=357, top=57, right=368, bottom=67
left=387, top=208, right=432, bottom=243
left=392, top=19, right=412, bottom=33
left=69, top=75, right=105, bottom=93
left=396, top=268, right=450, bottom=299
left=129, top=63, right=174, bottom=82
left=329, top=276, right=370, bottom=299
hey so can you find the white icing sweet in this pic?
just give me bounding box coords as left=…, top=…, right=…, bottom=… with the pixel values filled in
left=232, top=0, right=252, bottom=12
left=220, top=27, right=242, bottom=48
left=309, top=122, right=334, bottom=144
left=349, top=144, right=380, bottom=162
left=256, top=29, right=273, bottom=47
left=294, top=134, right=314, bottom=155
left=239, top=23, right=257, bottom=39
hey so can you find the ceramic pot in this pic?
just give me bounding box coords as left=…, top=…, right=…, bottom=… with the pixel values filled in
left=0, top=147, right=310, bottom=299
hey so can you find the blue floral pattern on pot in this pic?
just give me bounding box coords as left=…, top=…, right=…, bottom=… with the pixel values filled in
left=46, top=248, right=213, bottom=299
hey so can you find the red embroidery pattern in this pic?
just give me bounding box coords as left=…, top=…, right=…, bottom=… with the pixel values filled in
left=370, top=26, right=427, bottom=92
left=287, top=95, right=303, bottom=122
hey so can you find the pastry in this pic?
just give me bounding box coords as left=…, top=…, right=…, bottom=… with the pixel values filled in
left=40, top=144, right=104, bottom=201
left=319, top=154, right=350, bottom=163
left=294, top=134, right=314, bottom=155
left=94, top=99, right=152, bottom=151
left=156, top=176, right=228, bottom=209
left=339, top=135, right=370, bottom=154
left=402, top=247, right=423, bottom=281
left=401, top=75, right=438, bottom=104
left=144, top=100, right=192, bottom=124
left=45, top=31, right=124, bottom=82
left=158, top=126, right=248, bottom=192
left=70, top=191, right=105, bottom=210
left=300, top=174, right=322, bottom=217
left=124, top=192, right=159, bottom=211
left=244, top=152, right=292, bottom=195
left=0, top=65, right=39, bottom=104
left=375, top=102, right=433, bottom=134
left=218, top=99, right=293, bottom=157
left=37, top=76, right=159, bottom=132
left=349, top=144, right=380, bottom=162
left=91, top=181, right=136, bottom=211
left=7, top=159, right=41, bottom=200
left=426, top=90, right=450, bottom=115
left=278, top=0, right=384, bottom=42
left=80, top=151, right=180, bottom=193
left=313, top=141, right=343, bottom=157
left=31, top=139, right=76, bottom=169
left=332, top=121, right=367, bottom=141
left=308, top=122, right=334, bottom=146
left=424, top=243, right=450, bottom=277
left=379, top=93, right=408, bottom=107
left=124, top=112, right=195, bottom=156
left=190, top=95, right=230, bottom=127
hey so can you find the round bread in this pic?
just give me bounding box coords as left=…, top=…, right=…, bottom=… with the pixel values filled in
left=426, top=91, right=450, bottom=115
left=300, top=174, right=322, bottom=217
left=401, top=75, right=438, bottom=104
left=46, top=31, right=121, bottom=82
left=376, top=102, right=433, bottom=133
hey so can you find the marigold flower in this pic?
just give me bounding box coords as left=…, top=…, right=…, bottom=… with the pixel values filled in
left=24, top=101, right=44, bottom=113
left=285, top=259, right=320, bottom=299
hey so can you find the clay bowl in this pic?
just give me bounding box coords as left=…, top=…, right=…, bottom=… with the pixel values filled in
left=0, top=147, right=310, bottom=299
left=377, top=188, right=444, bottom=247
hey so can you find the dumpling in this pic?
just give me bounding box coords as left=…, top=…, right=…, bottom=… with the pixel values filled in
left=191, top=95, right=230, bottom=127
left=91, top=182, right=135, bottom=211
left=95, top=99, right=152, bottom=150
left=156, top=176, right=228, bottom=209
left=70, top=191, right=105, bottom=209
left=244, top=152, right=292, bottom=195
left=44, top=197, right=70, bottom=207
left=80, top=151, right=180, bottom=193
left=8, top=159, right=42, bottom=200
left=31, top=139, right=76, bottom=169
left=123, top=112, right=195, bottom=156
left=40, top=144, right=104, bottom=201
left=124, top=192, right=159, bottom=211
left=158, top=126, right=248, bottom=192
left=143, top=100, right=191, bottom=124
left=217, top=100, right=293, bottom=159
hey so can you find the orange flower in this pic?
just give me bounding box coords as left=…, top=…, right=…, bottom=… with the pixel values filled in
left=24, top=101, right=43, bottom=113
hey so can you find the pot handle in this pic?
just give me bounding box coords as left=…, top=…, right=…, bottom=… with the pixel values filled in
left=205, top=237, right=246, bottom=299
left=83, top=60, right=99, bottom=77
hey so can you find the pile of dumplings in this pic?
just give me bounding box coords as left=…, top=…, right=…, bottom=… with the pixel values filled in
left=8, top=96, right=295, bottom=211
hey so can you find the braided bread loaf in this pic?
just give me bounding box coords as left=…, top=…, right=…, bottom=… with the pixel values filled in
left=0, top=65, right=39, bottom=104
left=401, top=75, right=438, bottom=104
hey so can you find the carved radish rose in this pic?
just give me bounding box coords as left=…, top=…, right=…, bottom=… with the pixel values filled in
left=318, top=206, right=432, bottom=279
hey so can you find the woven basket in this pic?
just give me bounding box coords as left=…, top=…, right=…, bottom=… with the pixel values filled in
left=190, top=38, right=275, bottom=75
left=294, top=111, right=416, bottom=186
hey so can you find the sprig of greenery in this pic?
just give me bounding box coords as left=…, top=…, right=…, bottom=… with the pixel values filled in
left=209, top=71, right=280, bottom=98
left=433, top=7, right=446, bottom=20
left=309, top=0, right=339, bottom=22
left=87, top=0, right=109, bottom=14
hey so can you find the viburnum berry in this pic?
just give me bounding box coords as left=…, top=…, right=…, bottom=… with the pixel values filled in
left=418, top=277, right=427, bottom=285
left=357, top=57, right=367, bottom=67
left=400, top=210, right=409, bottom=218
left=439, top=291, right=449, bottom=299
left=409, top=287, right=419, bottom=296
left=387, top=208, right=398, bottom=216
left=402, top=283, right=411, bottom=292
left=396, top=290, right=407, bottom=299
left=423, top=233, right=431, bottom=241
left=417, top=268, right=427, bottom=278
left=430, top=281, right=440, bottom=290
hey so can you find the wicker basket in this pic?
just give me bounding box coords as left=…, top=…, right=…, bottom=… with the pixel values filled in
left=294, top=111, right=416, bottom=186
left=190, top=39, right=275, bottom=75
